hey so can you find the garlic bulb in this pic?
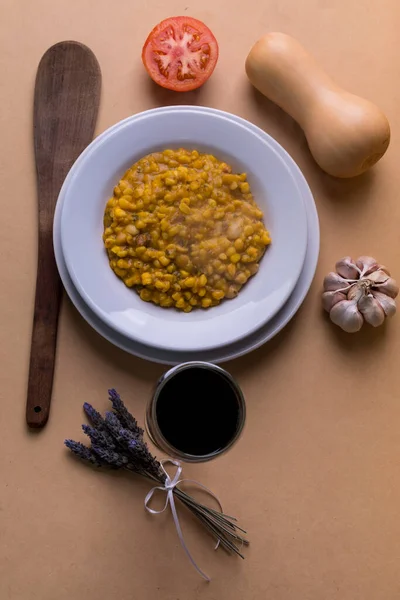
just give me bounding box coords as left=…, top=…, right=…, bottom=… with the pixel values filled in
left=322, top=256, right=398, bottom=332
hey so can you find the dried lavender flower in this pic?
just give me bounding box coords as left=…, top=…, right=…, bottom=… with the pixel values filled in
left=108, top=389, right=144, bottom=438
left=82, top=424, right=116, bottom=450
left=64, top=440, right=102, bottom=466
left=104, top=411, right=124, bottom=440
left=91, top=445, right=130, bottom=469
left=127, top=436, right=164, bottom=480
left=83, top=403, right=107, bottom=430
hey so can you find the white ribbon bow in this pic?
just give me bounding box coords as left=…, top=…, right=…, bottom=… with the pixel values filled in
left=144, top=459, right=223, bottom=582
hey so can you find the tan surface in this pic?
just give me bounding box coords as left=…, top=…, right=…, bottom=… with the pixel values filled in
left=1, top=1, right=400, bottom=598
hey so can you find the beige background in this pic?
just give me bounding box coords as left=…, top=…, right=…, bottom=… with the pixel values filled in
left=1, top=0, right=400, bottom=598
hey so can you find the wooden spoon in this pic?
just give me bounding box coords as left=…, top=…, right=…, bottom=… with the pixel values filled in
left=27, top=41, right=101, bottom=427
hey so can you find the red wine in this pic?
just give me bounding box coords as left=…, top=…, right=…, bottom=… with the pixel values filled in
left=155, top=366, right=243, bottom=457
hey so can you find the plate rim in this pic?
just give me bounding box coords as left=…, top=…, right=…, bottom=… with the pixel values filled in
left=59, top=106, right=308, bottom=352
left=54, top=106, right=319, bottom=364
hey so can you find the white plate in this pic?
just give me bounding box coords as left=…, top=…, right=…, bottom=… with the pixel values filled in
left=54, top=107, right=319, bottom=365
left=60, top=107, right=308, bottom=352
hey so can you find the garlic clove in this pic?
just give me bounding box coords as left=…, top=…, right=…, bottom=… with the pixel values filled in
left=372, top=290, right=397, bottom=317
left=335, top=256, right=359, bottom=280
left=368, top=269, right=390, bottom=285
left=330, top=300, right=363, bottom=333
left=374, top=277, right=399, bottom=299
left=347, top=284, right=363, bottom=302
left=379, top=265, right=391, bottom=276
left=356, top=256, right=379, bottom=276
left=323, top=272, right=351, bottom=292
left=358, top=294, right=385, bottom=327
left=322, top=291, right=347, bottom=312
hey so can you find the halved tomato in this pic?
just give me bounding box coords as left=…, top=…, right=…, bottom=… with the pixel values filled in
left=142, top=16, right=219, bottom=92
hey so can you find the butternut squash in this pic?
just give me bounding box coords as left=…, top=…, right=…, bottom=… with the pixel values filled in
left=245, top=33, right=390, bottom=178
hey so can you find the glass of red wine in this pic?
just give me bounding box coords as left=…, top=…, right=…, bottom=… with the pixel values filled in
left=145, top=362, right=246, bottom=462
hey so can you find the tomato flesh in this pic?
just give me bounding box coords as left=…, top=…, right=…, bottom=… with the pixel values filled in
left=142, top=16, right=219, bottom=92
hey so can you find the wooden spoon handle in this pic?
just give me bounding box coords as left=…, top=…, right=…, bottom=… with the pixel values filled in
left=26, top=231, right=62, bottom=427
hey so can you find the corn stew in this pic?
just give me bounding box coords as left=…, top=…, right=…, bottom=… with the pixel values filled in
left=103, top=149, right=271, bottom=312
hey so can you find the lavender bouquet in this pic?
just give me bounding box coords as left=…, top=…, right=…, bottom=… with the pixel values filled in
left=65, top=389, right=248, bottom=580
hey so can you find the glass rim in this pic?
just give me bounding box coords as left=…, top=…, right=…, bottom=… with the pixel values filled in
left=146, top=361, right=246, bottom=463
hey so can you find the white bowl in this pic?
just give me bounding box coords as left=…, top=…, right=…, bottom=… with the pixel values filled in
left=60, top=107, right=308, bottom=352
left=55, top=107, right=319, bottom=363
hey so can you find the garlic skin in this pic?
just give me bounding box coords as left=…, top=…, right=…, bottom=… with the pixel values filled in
left=358, top=295, right=385, bottom=327
left=335, top=256, right=359, bottom=280
left=322, top=256, right=398, bottom=332
left=330, top=300, right=363, bottom=333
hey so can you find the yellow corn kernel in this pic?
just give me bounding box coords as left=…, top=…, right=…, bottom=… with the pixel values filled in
left=153, top=259, right=161, bottom=268
left=244, top=225, right=254, bottom=236
left=183, top=277, right=195, bottom=288
left=183, top=305, right=193, bottom=313
left=176, top=255, right=189, bottom=269
left=168, top=226, right=180, bottom=237
left=198, top=287, right=206, bottom=297
left=119, top=197, right=134, bottom=210
left=212, top=290, right=225, bottom=300
left=247, top=246, right=258, bottom=258
left=140, top=289, right=152, bottom=302
left=219, top=253, right=227, bottom=261
left=160, top=297, right=173, bottom=307
left=262, top=232, right=271, bottom=245
left=190, top=181, right=200, bottom=191
left=184, top=291, right=192, bottom=300
left=175, top=298, right=186, bottom=309
left=114, top=207, right=127, bottom=219
left=135, top=220, right=146, bottom=230
left=104, top=237, right=115, bottom=249
left=155, top=280, right=165, bottom=291
left=189, top=297, right=198, bottom=306
left=230, top=181, right=238, bottom=190
left=117, top=259, right=130, bottom=269
left=227, top=263, right=236, bottom=278
left=230, top=253, right=241, bottom=264
left=165, top=178, right=176, bottom=186
left=113, top=185, right=121, bottom=197
left=114, top=267, right=127, bottom=277
left=240, top=182, right=250, bottom=194
left=116, top=232, right=127, bottom=245
left=222, top=174, right=237, bottom=184
left=172, top=292, right=182, bottom=302
left=141, top=272, right=152, bottom=285
left=235, top=272, right=248, bottom=285
left=234, top=238, right=244, bottom=251
left=247, top=263, right=259, bottom=275
left=179, top=202, right=191, bottom=214
left=226, top=247, right=236, bottom=257
left=125, top=224, right=138, bottom=236
left=159, top=255, right=170, bottom=266
left=125, top=275, right=139, bottom=287
left=201, top=298, right=212, bottom=308
left=198, top=274, right=207, bottom=287
left=133, top=186, right=144, bottom=198
left=164, top=192, right=176, bottom=202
